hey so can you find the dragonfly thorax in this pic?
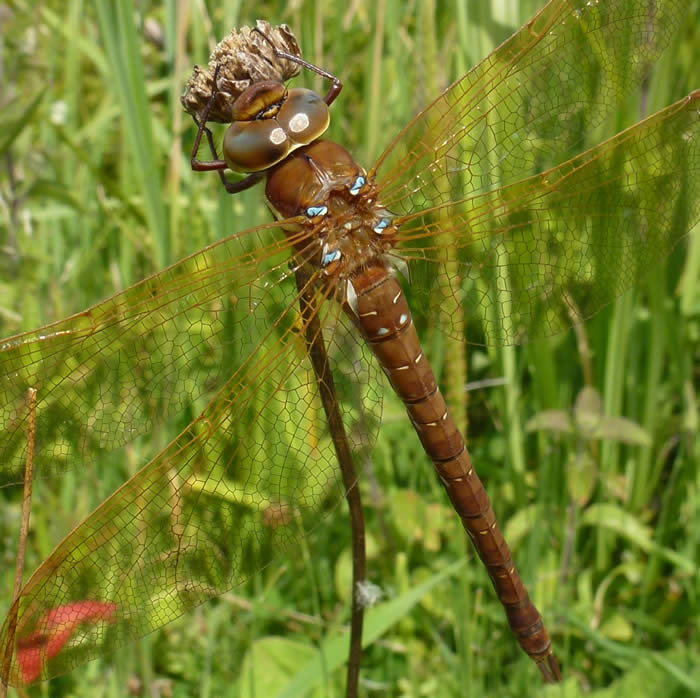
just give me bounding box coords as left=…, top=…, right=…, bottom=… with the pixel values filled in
left=265, top=139, right=399, bottom=292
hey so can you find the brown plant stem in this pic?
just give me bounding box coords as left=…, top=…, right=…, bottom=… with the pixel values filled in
left=295, top=271, right=366, bottom=698
left=1, top=388, right=37, bottom=695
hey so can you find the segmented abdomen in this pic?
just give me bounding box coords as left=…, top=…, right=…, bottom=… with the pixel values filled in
left=347, top=262, right=557, bottom=675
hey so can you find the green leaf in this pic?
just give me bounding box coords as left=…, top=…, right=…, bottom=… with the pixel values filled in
left=581, top=504, right=696, bottom=573
left=525, top=409, right=573, bottom=434
left=275, top=558, right=466, bottom=698
left=0, top=90, right=44, bottom=155
left=334, top=548, right=353, bottom=603
left=581, top=503, right=652, bottom=547
left=503, top=502, right=539, bottom=548
left=599, top=612, right=634, bottom=642
left=574, top=386, right=603, bottom=421
left=239, top=637, right=320, bottom=698
left=567, top=450, right=597, bottom=506
left=590, top=647, right=700, bottom=696
left=590, top=416, right=652, bottom=446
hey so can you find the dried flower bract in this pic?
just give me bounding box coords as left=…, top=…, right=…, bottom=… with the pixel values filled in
left=181, top=20, right=301, bottom=123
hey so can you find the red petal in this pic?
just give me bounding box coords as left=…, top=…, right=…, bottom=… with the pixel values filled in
left=15, top=601, right=117, bottom=684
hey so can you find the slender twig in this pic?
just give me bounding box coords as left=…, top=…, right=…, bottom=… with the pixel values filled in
left=1, top=388, right=38, bottom=695
left=295, top=270, right=366, bottom=698
left=564, top=292, right=594, bottom=388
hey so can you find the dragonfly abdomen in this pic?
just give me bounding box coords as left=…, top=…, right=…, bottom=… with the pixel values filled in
left=348, top=262, right=560, bottom=681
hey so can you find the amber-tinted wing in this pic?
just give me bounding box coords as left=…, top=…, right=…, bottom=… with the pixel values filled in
left=369, top=0, right=697, bottom=344
left=396, top=92, right=699, bottom=345
left=0, top=224, right=381, bottom=684
left=373, top=0, right=686, bottom=210
left=1, top=223, right=377, bottom=485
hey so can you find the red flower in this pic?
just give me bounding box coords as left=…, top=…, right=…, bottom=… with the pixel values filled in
left=15, top=601, right=117, bottom=684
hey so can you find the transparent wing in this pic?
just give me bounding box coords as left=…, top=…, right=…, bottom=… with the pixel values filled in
left=394, top=92, right=699, bottom=345
left=0, top=221, right=371, bottom=485
left=0, top=239, right=381, bottom=684
left=371, top=0, right=686, bottom=213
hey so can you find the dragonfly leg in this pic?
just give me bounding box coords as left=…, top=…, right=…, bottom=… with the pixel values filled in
left=189, top=116, right=226, bottom=173
left=189, top=115, right=263, bottom=193
left=188, top=66, right=265, bottom=194
left=252, top=26, right=343, bottom=106
left=219, top=171, right=264, bottom=194
left=189, top=64, right=225, bottom=165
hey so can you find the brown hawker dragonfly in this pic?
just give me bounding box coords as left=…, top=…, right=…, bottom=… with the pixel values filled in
left=1, top=0, right=698, bottom=689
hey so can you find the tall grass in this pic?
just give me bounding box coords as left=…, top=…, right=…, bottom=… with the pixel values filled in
left=0, top=1, right=698, bottom=696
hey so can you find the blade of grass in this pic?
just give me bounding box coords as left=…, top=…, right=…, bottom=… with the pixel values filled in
left=95, top=0, right=170, bottom=270
left=276, top=559, right=466, bottom=698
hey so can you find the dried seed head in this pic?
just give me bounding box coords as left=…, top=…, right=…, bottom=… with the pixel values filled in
left=181, top=20, right=302, bottom=123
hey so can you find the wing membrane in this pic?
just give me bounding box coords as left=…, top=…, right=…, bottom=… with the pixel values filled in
left=0, top=267, right=381, bottom=684
left=395, top=92, right=699, bottom=345
left=372, top=0, right=686, bottom=214
left=1, top=221, right=310, bottom=485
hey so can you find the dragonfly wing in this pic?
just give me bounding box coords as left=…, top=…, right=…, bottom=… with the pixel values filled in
left=1, top=222, right=315, bottom=485
left=0, top=262, right=381, bottom=685
left=394, top=92, right=699, bottom=345
left=371, top=0, right=687, bottom=215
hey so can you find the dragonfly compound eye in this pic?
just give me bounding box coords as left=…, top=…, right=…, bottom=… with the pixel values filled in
left=276, top=88, right=329, bottom=143
left=224, top=86, right=330, bottom=173
left=231, top=81, right=287, bottom=121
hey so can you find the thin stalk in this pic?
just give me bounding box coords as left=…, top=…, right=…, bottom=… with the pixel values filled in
left=365, top=0, right=386, bottom=163
left=0, top=388, right=38, bottom=694
left=295, top=271, right=366, bottom=698
left=679, top=222, right=700, bottom=318
left=597, top=291, right=634, bottom=570
left=631, top=266, right=666, bottom=509
left=95, top=0, right=170, bottom=270
left=167, top=2, right=190, bottom=263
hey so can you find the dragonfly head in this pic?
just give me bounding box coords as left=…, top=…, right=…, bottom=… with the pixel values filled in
left=223, top=84, right=330, bottom=173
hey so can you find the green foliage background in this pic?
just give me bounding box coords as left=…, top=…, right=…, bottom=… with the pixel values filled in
left=0, top=1, right=698, bottom=696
